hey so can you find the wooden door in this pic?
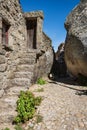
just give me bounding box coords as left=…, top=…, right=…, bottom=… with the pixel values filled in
left=27, top=20, right=36, bottom=49
left=27, top=28, right=34, bottom=48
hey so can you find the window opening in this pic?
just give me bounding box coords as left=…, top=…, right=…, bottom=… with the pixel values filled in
left=2, top=21, right=10, bottom=45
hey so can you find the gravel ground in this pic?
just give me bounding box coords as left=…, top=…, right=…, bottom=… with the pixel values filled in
left=1, top=77, right=87, bottom=130
left=27, top=77, right=87, bottom=130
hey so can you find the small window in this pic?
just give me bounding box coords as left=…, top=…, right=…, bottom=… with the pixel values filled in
left=2, top=21, right=10, bottom=45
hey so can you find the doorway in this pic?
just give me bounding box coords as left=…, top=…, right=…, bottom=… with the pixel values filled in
left=26, top=19, right=37, bottom=49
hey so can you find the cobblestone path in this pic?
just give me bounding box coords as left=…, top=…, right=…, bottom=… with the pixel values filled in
left=1, top=78, right=87, bottom=130
left=28, top=78, right=87, bottom=130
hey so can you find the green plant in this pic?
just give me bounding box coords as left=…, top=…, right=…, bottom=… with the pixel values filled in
left=37, top=78, right=46, bottom=85
left=37, top=88, right=44, bottom=92
left=35, top=96, right=42, bottom=106
left=2, top=128, right=10, bottom=130
left=13, top=91, right=42, bottom=124
left=14, top=125, right=23, bottom=130
left=35, top=115, right=43, bottom=124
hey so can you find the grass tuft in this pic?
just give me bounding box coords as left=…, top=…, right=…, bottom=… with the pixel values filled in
left=37, top=78, right=46, bottom=85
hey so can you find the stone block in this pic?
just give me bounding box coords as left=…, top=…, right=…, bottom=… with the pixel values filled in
left=16, top=64, right=35, bottom=72
left=19, top=58, right=36, bottom=64
left=0, top=89, right=4, bottom=98
left=6, top=86, right=27, bottom=96
left=0, top=74, right=3, bottom=80
left=11, top=78, right=31, bottom=88
left=14, top=72, right=33, bottom=79
left=0, top=64, right=7, bottom=72
left=0, top=55, right=5, bottom=64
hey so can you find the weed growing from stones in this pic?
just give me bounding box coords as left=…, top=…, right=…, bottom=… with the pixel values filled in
left=37, top=78, right=46, bottom=85
left=2, top=128, right=10, bottom=130
left=13, top=91, right=42, bottom=124
left=35, top=114, right=43, bottom=124
left=14, top=125, right=23, bottom=130
left=37, top=88, right=44, bottom=92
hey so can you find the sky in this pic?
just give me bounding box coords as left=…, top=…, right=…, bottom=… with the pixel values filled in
left=20, top=0, right=80, bottom=51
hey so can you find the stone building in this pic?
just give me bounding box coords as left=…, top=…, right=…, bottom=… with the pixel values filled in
left=0, top=0, right=53, bottom=97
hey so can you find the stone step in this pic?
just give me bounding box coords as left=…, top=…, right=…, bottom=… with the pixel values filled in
left=19, top=58, right=36, bottom=64
left=0, top=109, right=17, bottom=123
left=11, top=78, right=31, bottom=88
left=0, top=95, right=18, bottom=123
left=16, top=64, right=35, bottom=72
left=0, top=95, right=18, bottom=109
left=14, top=71, right=33, bottom=79
left=19, top=51, right=36, bottom=59
left=5, top=86, right=28, bottom=96
left=21, top=49, right=38, bottom=53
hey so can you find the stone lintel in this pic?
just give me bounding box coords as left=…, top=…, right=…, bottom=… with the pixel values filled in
left=24, top=11, right=44, bottom=20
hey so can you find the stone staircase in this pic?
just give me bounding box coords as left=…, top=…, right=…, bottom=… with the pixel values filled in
left=0, top=49, right=37, bottom=126
left=7, top=49, right=37, bottom=94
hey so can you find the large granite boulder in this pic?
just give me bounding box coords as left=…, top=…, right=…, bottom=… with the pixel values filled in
left=64, top=0, right=87, bottom=77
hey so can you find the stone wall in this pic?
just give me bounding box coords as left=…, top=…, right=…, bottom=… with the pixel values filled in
left=0, top=1, right=53, bottom=98
left=0, top=0, right=27, bottom=97
left=0, top=0, right=27, bottom=49
left=33, top=32, right=53, bottom=80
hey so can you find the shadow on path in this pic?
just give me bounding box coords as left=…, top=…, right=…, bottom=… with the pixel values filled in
left=48, top=76, right=87, bottom=96
left=55, top=76, right=78, bottom=85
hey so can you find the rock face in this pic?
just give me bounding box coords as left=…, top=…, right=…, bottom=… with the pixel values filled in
left=34, top=32, right=53, bottom=80
left=55, top=43, right=67, bottom=77
left=51, top=43, right=67, bottom=77
left=0, top=0, right=53, bottom=126
left=64, top=0, right=87, bottom=77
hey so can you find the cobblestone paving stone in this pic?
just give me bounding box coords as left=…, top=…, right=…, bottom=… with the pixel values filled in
left=1, top=78, right=87, bottom=130
left=28, top=78, right=87, bottom=130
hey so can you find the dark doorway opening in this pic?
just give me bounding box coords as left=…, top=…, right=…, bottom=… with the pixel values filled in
left=26, top=19, right=37, bottom=49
